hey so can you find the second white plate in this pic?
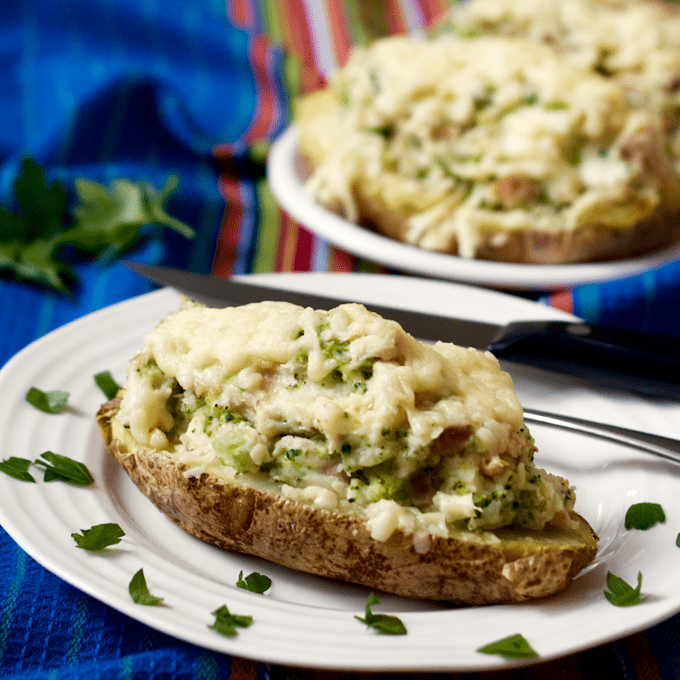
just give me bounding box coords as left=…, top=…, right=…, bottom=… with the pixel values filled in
left=267, top=127, right=680, bottom=290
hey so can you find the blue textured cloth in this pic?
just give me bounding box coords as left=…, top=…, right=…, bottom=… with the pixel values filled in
left=0, top=0, right=265, bottom=367
left=569, top=259, right=680, bottom=337
left=0, top=1, right=274, bottom=677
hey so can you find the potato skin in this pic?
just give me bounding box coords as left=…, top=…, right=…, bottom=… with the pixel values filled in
left=97, top=397, right=598, bottom=605
left=352, top=183, right=680, bottom=265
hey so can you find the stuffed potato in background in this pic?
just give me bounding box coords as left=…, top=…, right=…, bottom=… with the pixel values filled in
left=297, top=0, right=680, bottom=264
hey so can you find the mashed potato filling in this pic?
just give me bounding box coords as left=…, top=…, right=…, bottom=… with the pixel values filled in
left=113, top=300, right=575, bottom=541
left=301, top=0, right=680, bottom=257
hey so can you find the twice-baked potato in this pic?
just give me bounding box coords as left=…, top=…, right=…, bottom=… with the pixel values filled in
left=97, top=299, right=597, bottom=605
left=296, top=0, right=680, bottom=264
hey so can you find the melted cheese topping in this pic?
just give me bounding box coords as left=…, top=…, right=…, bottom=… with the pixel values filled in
left=113, top=300, right=575, bottom=541
left=299, top=0, right=680, bottom=257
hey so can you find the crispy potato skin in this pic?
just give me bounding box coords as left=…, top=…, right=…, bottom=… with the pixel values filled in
left=296, top=90, right=680, bottom=265
left=97, top=397, right=598, bottom=605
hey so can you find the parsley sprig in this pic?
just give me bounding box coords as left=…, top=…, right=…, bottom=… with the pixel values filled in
left=355, top=592, right=406, bottom=635
left=236, top=570, right=272, bottom=594
left=604, top=572, right=644, bottom=607
left=0, top=457, right=36, bottom=482
left=25, top=387, right=69, bottom=414
left=625, top=503, right=666, bottom=530
left=209, top=605, right=253, bottom=637
left=0, top=157, right=195, bottom=295
left=477, top=633, right=538, bottom=659
left=34, top=451, right=94, bottom=486
left=129, top=569, right=164, bottom=606
left=0, top=452, right=93, bottom=486
left=94, top=371, right=121, bottom=401
left=72, top=523, right=125, bottom=551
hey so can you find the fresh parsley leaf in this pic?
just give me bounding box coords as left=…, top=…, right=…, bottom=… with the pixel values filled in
left=0, top=158, right=72, bottom=294
left=625, top=503, right=666, bottom=530
left=34, top=451, right=94, bottom=486
left=477, top=633, right=538, bottom=659
left=604, top=571, right=644, bottom=607
left=72, top=522, right=125, bottom=551
left=129, top=568, right=164, bottom=606
left=94, top=370, right=121, bottom=400
left=208, top=604, right=253, bottom=637
left=0, top=457, right=36, bottom=482
left=25, top=386, right=69, bottom=414
left=355, top=592, right=407, bottom=635
left=676, top=533, right=680, bottom=548
left=236, top=570, right=272, bottom=594
left=67, top=175, right=195, bottom=262
left=0, top=156, right=194, bottom=295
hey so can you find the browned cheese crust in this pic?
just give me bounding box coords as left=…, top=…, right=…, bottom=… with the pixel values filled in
left=98, top=396, right=598, bottom=605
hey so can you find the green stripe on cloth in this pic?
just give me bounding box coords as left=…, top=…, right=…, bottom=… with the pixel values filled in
left=340, top=0, right=372, bottom=46
left=66, top=594, right=89, bottom=664
left=251, top=179, right=281, bottom=272
left=0, top=547, right=26, bottom=664
left=120, top=654, right=135, bottom=680
left=196, top=649, right=220, bottom=680
left=259, top=0, right=283, bottom=44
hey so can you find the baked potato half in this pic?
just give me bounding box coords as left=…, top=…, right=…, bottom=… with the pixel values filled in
left=97, top=300, right=597, bottom=605
left=295, top=0, right=680, bottom=265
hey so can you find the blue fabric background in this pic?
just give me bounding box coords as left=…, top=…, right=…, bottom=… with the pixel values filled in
left=0, top=1, right=277, bottom=676
left=0, top=0, right=271, bottom=366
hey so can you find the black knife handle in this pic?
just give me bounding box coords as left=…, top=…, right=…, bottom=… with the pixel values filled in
left=488, top=321, right=680, bottom=400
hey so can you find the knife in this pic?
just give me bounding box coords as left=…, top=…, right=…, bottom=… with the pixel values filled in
left=125, top=261, right=680, bottom=400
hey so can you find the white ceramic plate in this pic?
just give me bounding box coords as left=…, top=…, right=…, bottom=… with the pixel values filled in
left=267, top=127, right=680, bottom=291
left=1, top=273, right=679, bottom=673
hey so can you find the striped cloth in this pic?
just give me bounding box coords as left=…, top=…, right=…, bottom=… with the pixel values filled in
left=1, top=1, right=680, bottom=679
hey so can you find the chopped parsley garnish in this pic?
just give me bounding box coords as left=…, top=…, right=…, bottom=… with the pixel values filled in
left=25, top=387, right=69, bottom=414
left=477, top=633, right=538, bottom=659
left=355, top=592, right=406, bottom=635
left=208, top=604, right=253, bottom=637
left=0, top=457, right=36, bottom=482
left=624, top=503, right=665, bottom=530
left=72, top=523, right=125, bottom=551
left=129, top=569, right=164, bottom=606
left=236, top=570, right=272, bottom=594
left=94, top=370, right=121, bottom=400
left=0, top=452, right=93, bottom=486
left=604, top=571, right=644, bottom=607
left=34, top=451, right=94, bottom=486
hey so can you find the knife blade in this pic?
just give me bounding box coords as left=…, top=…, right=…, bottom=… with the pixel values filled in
left=125, top=261, right=680, bottom=400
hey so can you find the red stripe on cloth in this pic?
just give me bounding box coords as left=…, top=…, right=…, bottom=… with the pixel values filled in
left=277, top=0, right=317, bottom=68
left=211, top=178, right=243, bottom=277
left=299, top=64, right=327, bottom=95
left=226, top=656, right=260, bottom=680
left=623, top=631, right=665, bottom=680
left=419, top=0, right=449, bottom=25
left=226, top=0, right=253, bottom=29
left=292, top=225, right=314, bottom=271
left=273, top=214, right=316, bottom=273
left=243, top=34, right=277, bottom=143
left=328, top=246, right=356, bottom=273
left=323, top=0, right=353, bottom=66
left=383, top=0, right=408, bottom=35
left=274, top=212, right=299, bottom=272
left=545, top=290, right=575, bottom=314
